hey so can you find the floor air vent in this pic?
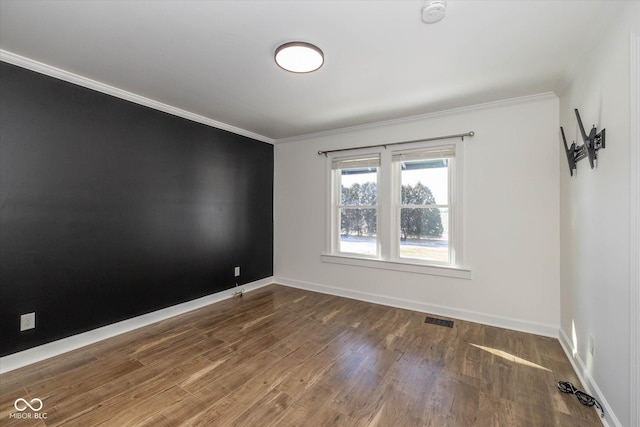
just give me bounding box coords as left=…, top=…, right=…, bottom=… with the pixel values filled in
left=425, top=316, right=454, bottom=328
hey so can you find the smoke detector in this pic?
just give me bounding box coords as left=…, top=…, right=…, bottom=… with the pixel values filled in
left=422, top=0, right=447, bottom=24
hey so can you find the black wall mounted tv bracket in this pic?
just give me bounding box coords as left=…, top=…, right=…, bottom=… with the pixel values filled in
left=560, top=108, right=606, bottom=176
left=560, top=126, right=586, bottom=176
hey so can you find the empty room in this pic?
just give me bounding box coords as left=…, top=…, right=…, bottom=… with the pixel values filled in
left=0, top=1, right=638, bottom=426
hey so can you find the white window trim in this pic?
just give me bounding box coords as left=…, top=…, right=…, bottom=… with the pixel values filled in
left=391, top=150, right=455, bottom=266
left=320, top=253, right=471, bottom=279
left=329, top=152, right=382, bottom=257
left=323, top=142, right=469, bottom=279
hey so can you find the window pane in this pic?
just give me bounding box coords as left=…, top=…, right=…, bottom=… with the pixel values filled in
left=340, top=208, right=377, bottom=255
left=399, top=207, right=448, bottom=262
left=340, top=168, right=377, bottom=205
left=400, top=159, right=448, bottom=205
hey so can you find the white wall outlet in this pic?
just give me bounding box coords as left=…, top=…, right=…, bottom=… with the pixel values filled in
left=234, top=266, right=240, bottom=277
left=589, top=335, right=595, bottom=357
left=20, top=312, right=35, bottom=331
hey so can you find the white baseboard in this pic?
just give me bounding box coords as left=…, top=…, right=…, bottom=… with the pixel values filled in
left=558, top=328, right=619, bottom=427
left=274, top=276, right=559, bottom=338
left=0, top=277, right=274, bottom=374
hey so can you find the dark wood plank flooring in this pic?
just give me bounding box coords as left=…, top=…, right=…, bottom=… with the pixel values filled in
left=0, top=284, right=602, bottom=426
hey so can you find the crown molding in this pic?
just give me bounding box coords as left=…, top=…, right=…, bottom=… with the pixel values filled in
left=275, top=92, right=558, bottom=144
left=0, top=49, right=275, bottom=145
left=0, top=49, right=558, bottom=147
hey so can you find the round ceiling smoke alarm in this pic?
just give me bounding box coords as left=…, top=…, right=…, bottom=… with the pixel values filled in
left=422, top=0, right=447, bottom=24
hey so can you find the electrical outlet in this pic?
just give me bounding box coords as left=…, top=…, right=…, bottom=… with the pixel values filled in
left=234, top=266, right=240, bottom=277
left=20, top=312, right=35, bottom=331
left=589, top=335, right=595, bottom=357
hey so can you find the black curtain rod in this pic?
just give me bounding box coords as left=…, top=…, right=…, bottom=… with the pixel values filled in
left=317, top=131, right=475, bottom=156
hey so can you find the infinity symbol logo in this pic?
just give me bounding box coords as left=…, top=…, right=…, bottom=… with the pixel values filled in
left=14, top=398, right=43, bottom=412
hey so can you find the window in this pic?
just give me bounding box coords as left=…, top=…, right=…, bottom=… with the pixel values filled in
left=326, top=143, right=466, bottom=277
left=394, top=146, right=454, bottom=265
left=331, top=155, right=380, bottom=257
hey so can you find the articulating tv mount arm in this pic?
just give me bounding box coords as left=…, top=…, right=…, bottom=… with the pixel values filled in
left=560, top=108, right=606, bottom=176
left=560, top=126, right=586, bottom=177
left=574, top=108, right=606, bottom=169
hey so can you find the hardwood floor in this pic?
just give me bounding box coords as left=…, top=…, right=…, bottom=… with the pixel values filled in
left=1, top=284, right=602, bottom=426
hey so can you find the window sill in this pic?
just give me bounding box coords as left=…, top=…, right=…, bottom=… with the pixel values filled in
left=320, top=254, right=471, bottom=279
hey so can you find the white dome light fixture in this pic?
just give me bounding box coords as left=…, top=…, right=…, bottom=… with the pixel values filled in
left=275, top=42, right=324, bottom=73
left=422, top=0, right=447, bottom=24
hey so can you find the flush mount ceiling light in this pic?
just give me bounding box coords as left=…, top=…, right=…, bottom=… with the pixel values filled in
left=274, top=42, right=324, bottom=73
left=422, top=0, right=447, bottom=24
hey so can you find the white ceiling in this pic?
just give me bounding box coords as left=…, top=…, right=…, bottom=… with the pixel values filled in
left=0, top=0, right=614, bottom=141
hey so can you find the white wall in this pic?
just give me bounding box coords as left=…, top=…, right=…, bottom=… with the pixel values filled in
left=275, top=94, right=560, bottom=335
left=558, top=3, right=640, bottom=427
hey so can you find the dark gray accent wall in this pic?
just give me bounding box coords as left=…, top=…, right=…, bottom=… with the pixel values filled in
left=0, top=62, right=273, bottom=356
